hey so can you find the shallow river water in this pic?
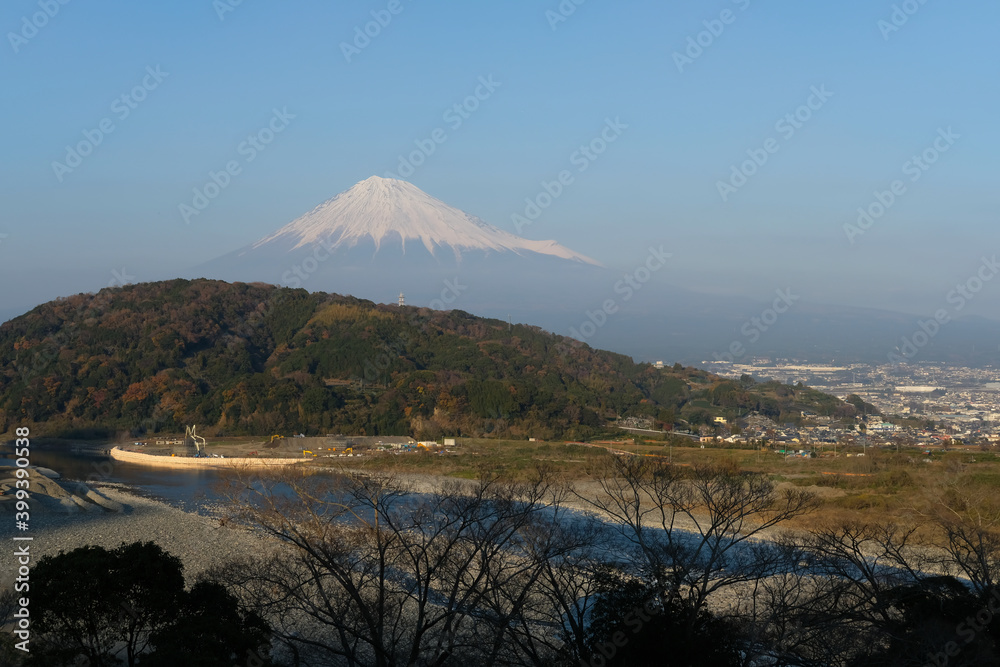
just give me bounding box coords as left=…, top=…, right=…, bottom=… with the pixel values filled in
left=0, top=444, right=228, bottom=512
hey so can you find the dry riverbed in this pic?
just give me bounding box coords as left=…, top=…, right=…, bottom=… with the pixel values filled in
left=0, top=470, right=267, bottom=585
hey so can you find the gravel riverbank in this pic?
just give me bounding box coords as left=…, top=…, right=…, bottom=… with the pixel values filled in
left=0, top=485, right=268, bottom=586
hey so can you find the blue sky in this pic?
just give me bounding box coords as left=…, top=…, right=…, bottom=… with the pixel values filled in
left=1, top=0, right=998, bottom=321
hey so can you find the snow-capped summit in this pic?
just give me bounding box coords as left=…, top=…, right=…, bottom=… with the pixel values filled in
left=251, top=176, right=600, bottom=265
left=195, top=175, right=612, bottom=328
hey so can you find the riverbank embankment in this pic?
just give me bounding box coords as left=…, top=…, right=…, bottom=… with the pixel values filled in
left=109, top=446, right=307, bottom=469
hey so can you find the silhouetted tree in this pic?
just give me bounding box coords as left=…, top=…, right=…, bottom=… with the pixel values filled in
left=214, top=465, right=595, bottom=667
left=28, top=541, right=270, bottom=667
left=579, top=567, right=741, bottom=667
left=576, top=456, right=815, bottom=665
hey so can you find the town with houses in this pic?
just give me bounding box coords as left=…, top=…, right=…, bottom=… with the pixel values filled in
left=124, top=362, right=1000, bottom=458
left=693, top=360, right=1000, bottom=453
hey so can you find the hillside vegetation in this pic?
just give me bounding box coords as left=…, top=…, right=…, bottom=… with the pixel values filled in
left=0, top=280, right=852, bottom=439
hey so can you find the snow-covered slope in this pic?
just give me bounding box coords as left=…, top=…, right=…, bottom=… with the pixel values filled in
left=251, top=176, right=601, bottom=265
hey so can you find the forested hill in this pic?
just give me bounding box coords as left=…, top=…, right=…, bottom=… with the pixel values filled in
left=0, top=280, right=849, bottom=439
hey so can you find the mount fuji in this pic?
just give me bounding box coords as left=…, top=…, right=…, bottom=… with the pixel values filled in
left=250, top=176, right=601, bottom=267
left=192, top=176, right=1000, bottom=367
left=195, top=176, right=611, bottom=316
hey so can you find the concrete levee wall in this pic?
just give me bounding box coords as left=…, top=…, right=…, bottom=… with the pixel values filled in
left=109, top=447, right=307, bottom=469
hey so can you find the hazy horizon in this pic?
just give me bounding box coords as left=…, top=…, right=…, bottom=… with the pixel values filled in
left=2, top=0, right=998, bottom=339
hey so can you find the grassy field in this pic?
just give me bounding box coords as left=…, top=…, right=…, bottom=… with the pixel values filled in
left=94, top=432, right=1000, bottom=538
left=306, top=436, right=1000, bottom=536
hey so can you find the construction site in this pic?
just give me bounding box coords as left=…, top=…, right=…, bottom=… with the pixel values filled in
left=117, top=429, right=457, bottom=462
